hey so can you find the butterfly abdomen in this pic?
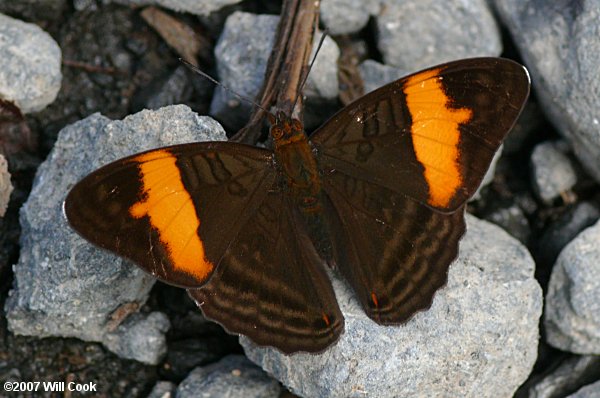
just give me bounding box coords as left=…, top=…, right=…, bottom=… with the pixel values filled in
left=272, top=118, right=323, bottom=209
left=269, top=114, right=341, bottom=266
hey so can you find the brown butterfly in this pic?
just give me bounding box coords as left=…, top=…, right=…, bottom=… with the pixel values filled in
left=65, top=58, right=530, bottom=354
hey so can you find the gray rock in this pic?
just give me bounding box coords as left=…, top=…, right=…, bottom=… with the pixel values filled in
left=147, top=381, right=176, bottom=398
left=210, top=11, right=339, bottom=132
left=530, top=141, right=577, bottom=204
left=176, top=355, right=282, bottom=398
left=5, top=105, right=227, bottom=364
left=545, top=219, right=600, bottom=354
left=568, top=380, right=600, bottom=398
left=143, top=66, right=194, bottom=111
left=0, top=13, right=62, bottom=113
left=536, top=202, right=600, bottom=268
left=104, top=312, right=170, bottom=364
left=109, top=0, right=242, bottom=16
left=304, top=31, right=340, bottom=101
left=320, top=0, right=380, bottom=35
left=486, top=203, right=531, bottom=244
left=493, top=0, right=600, bottom=184
left=209, top=12, right=278, bottom=132
left=376, top=0, right=501, bottom=70
left=523, top=355, right=600, bottom=398
left=0, top=154, right=12, bottom=217
left=358, top=59, right=408, bottom=94
left=243, top=215, right=542, bottom=398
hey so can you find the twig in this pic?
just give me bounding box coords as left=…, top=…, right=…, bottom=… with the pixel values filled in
left=231, top=0, right=320, bottom=144
left=62, top=59, right=125, bottom=75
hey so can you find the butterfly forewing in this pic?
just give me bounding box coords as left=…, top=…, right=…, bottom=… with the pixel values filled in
left=65, top=142, right=275, bottom=288
left=189, top=186, right=343, bottom=354
left=312, top=57, right=530, bottom=212
left=311, top=58, right=529, bottom=324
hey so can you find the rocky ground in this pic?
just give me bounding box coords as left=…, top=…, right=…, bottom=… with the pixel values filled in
left=0, top=0, right=599, bottom=397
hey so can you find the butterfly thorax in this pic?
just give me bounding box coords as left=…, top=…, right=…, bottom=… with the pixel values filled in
left=271, top=113, right=322, bottom=212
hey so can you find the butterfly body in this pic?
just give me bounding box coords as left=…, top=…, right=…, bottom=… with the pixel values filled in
left=272, top=112, right=321, bottom=209
left=65, top=58, right=530, bottom=354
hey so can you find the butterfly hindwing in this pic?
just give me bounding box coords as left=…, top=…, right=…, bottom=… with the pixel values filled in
left=65, top=142, right=275, bottom=288
left=188, top=184, right=343, bottom=354
left=322, top=171, right=465, bottom=323
left=312, top=57, right=530, bottom=212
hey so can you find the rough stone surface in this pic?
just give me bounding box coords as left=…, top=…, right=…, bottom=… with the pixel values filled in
left=5, top=105, right=227, bottom=364
left=104, top=312, right=170, bottom=364
left=0, top=154, right=12, bottom=217
left=523, top=355, right=600, bottom=398
left=110, top=0, right=242, bottom=16
left=568, top=380, right=600, bottom=398
left=243, top=215, right=542, bottom=398
left=536, top=202, right=600, bottom=268
left=545, top=219, right=600, bottom=354
left=358, top=60, right=408, bottom=94
left=147, top=381, right=177, bottom=398
left=210, top=11, right=339, bottom=132
left=142, top=66, right=194, bottom=111
left=493, top=0, right=600, bottom=183
left=0, top=13, right=62, bottom=113
left=304, top=31, right=340, bottom=101
left=177, top=355, right=282, bottom=398
left=530, top=141, right=577, bottom=204
left=485, top=203, right=530, bottom=244
left=320, top=0, right=380, bottom=35
left=376, top=0, right=501, bottom=70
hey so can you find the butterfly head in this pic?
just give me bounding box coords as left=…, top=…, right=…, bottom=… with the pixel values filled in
left=269, top=111, right=305, bottom=148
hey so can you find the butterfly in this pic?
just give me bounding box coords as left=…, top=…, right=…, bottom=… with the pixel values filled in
left=64, top=57, right=530, bottom=354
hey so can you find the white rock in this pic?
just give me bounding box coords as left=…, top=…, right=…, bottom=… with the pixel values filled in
left=531, top=141, right=577, bottom=204
left=493, top=0, right=600, bottom=184
left=177, top=355, right=281, bottom=398
left=376, top=0, right=501, bottom=70
left=545, top=219, right=600, bottom=354
left=0, top=13, right=62, bottom=113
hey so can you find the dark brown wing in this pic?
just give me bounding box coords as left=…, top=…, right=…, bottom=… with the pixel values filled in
left=312, top=57, right=530, bottom=212
left=65, top=142, right=275, bottom=288
left=322, top=171, right=465, bottom=323
left=188, top=183, right=343, bottom=354
left=311, top=58, right=529, bottom=324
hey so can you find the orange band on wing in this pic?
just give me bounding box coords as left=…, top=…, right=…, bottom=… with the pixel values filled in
left=129, top=150, right=214, bottom=282
left=404, top=69, right=472, bottom=208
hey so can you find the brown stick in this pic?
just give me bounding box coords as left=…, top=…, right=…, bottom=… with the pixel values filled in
left=62, top=59, right=125, bottom=75
left=231, top=0, right=319, bottom=144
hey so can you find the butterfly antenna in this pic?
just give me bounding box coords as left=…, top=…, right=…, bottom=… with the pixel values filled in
left=292, top=29, right=329, bottom=114
left=180, top=58, right=274, bottom=117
